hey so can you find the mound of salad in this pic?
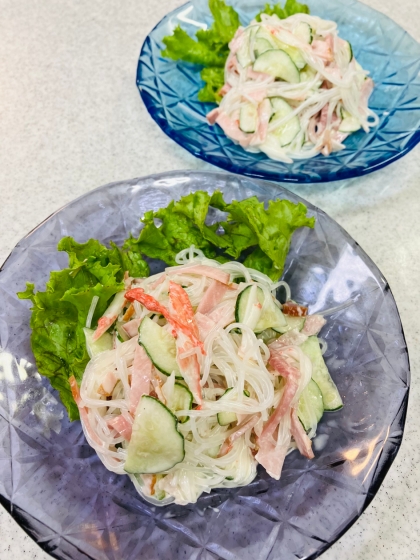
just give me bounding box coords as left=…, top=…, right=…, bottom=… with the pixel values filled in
left=162, top=0, right=378, bottom=162
left=18, top=191, right=343, bottom=505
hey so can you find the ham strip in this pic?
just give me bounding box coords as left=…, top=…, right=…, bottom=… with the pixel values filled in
left=260, top=353, right=300, bottom=441
left=301, top=315, right=326, bottom=336
left=197, top=279, right=228, bottom=315
left=219, top=416, right=259, bottom=456
left=255, top=431, right=289, bottom=480
left=166, top=265, right=230, bottom=285
left=195, top=312, right=216, bottom=341
left=290, top=409, right=314, bottom=459
left=207, top=107, right=221, bottom=125
left=108, top=415, right=133, bottom=441
left=269, top=329, right=308, bottom=350
left=123, top=318, right=140, bottom=338
left=176, top=333, right=202, bottom=404
left=130, top=345, right=153, bottom=415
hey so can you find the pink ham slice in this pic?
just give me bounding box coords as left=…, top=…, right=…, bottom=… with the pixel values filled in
left=130, top=345, right=153, bottom=415
left=195, top=312, right=216, bottom=341
left=228, top=27, right=245, bottom=54
left=312, top=37, right=333, bottom=61
left=269, top=329, right=308, bottom=350
left=216, top=112, right=252, bottom=145
left=249, top=99, right=272, bottom=146
left=108, top=415, right=133, bottom=441
left=166, top=264, right=230, bottom=285
left=197, top=279, right=228, bottom=315
left=260, top=352, right=301, bottom=441
left=301, top=315, right=326, bottom=336
left=290, top=409, right=314, bottom=459
left=122, top=318, right=140, bottom=338
left=218, top=416, right=259, bottom=456
left=207, top=107, right=221, bottom=125
left=219, top=83, right=232, bottom=97
left=195, top=300, right=236, bottom=340
left=255, top=433, right=289, bottom=480
left=176, top=333, right=202, bottom=405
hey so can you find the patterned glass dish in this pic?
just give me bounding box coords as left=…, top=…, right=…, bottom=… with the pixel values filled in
left=137, top=0, right=420, bottom=183
left=0, top=171, right=409, bottom=560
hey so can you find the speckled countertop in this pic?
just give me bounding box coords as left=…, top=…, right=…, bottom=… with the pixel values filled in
left=0, top=0, right=419, bottom=558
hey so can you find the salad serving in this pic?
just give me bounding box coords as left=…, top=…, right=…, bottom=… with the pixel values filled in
left=18, top=191, right=343, bottom=506
left=162, top=0, right=378, bottom=162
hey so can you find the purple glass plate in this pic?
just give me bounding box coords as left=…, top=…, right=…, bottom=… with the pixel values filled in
left=0, top=171, right=409, bottom=559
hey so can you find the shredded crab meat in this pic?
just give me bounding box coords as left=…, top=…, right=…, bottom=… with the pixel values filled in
left=75, top=248, right=337, bottom=505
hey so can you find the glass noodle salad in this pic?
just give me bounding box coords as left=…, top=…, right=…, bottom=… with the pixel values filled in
left=207, top=13, right=378, bottom=161
left=18, top=190, right=343, bottom=506
left=71, top=247, right=342, bottom=505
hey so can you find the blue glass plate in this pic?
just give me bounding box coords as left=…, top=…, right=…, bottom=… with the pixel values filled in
left=137, top=0, right=420, bottom=183
left=0, top=171, right=410, bottom=559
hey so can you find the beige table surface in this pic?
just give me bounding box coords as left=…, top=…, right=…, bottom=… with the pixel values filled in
left=0, top=0, right=419, bottom=558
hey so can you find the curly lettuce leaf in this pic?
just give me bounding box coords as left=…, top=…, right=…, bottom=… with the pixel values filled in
left=124, top=202, right=219, bottom=265
left=162, top=26, right=225, bottom=67
left=161, top=0, right=239, bottom=67
left=196, top=0, right=241, bottom=47
left=17, top=238, right=127, bottom=421
left=198, top=67, right=225, bottom=103
left=162, top=0, right=241, bottom=103
left=211, top=192, right=315, bottom=279
left=256, top=0, right=309, bottom=21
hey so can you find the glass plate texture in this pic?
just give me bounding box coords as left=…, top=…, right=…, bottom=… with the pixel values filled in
left=137, top=0, right=420, bottom=184
left=0, top=171, right=409, bottom=560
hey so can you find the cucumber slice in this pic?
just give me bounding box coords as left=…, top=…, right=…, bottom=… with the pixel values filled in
left=235, top=285, right=287, bottom=333
left=255, top=27, right=306, bottom=69
left=217, top=410, right=237, bottom=426
left=276, top=42, right=306, bottom=70
left=239, top=103, right=258, bottom=133
left=269, top=97, right=301, bottom=147
left=124, top=396, right=185, bottom=474
left=253, top=49, right=300, bottom=83
left=338, top=40, right=353, bottom=64
left=236, top=26, right=258, bottom=68
left=300, top=65, right=317, bottom=83
left=115, top=321, right=129, bottom=342
left=345, top=41, right=353, bottom=63
left=298, top=379, right=324, bottom=432
left=293, top=22, right=313, bottom=44
left=254, top=37, right=272, bottom=57
left=273, top=314, right=306, bottom=334
left=166, top=382, right=193, bottom=423
left=139, top=316, right=181, bottom=376
left=217, top=388, right=251, bottom=425
left=339, top=116, right=361, bottom=133
left=217, top=388, right=237, bottom=426
left=83, top=327, right=113, bottom=358
left=301, top=336, right=343, bottom=411
left=270, top=97, right=293, bottom=114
